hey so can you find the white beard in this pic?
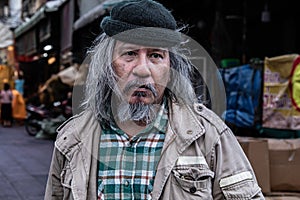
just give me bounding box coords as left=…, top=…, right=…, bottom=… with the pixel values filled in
left=116, top=101, right=159, bottom=124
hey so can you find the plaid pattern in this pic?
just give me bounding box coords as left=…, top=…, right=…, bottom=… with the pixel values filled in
left=98, top=102, right=168, bottom=200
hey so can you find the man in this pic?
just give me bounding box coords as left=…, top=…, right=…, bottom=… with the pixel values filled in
left=45, top=0, right=265, bottom=199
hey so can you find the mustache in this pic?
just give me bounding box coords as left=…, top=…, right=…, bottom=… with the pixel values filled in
left=123, top=80, right=158, bottom=97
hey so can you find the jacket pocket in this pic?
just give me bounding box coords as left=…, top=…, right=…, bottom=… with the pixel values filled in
left=220, top=171, right=262, bottom=200
left=60, top=163, right=74, bottom=199
left=171, top=164, right=214, bottom=199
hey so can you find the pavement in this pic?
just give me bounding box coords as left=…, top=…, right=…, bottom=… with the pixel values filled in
left=0, top=124, right=54, bottom=200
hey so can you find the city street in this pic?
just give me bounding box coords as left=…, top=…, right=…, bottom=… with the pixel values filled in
left=0, top=124, right=54, bottom=200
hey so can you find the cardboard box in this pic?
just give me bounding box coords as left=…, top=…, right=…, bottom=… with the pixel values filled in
left=268, top=138, right=300, bottom=192
left=266, top=197, right=300, bottom=200
left=237, top=136, right=271, bottom=193
left=265, top=192, right=300, bottom=200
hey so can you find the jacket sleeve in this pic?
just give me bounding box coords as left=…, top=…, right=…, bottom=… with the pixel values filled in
left=44, top=146, right=65, bottom=200
left=211, top=128, right=265, bottom=200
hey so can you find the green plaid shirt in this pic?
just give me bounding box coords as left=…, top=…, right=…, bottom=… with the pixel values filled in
left=98, top=102, right=168, bottom=200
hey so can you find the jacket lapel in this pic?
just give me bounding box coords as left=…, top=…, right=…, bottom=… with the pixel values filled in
left=152, top=102, right=205, bottom=200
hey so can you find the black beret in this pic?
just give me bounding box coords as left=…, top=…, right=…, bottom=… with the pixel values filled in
left=100, top=0, right=181, bottom=47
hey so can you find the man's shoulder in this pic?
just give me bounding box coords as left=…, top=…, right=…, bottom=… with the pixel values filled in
left=169, top=101, right=228, bottom=135
left=188, top=103, right=233, bottom=156
left=56, top=109, right=98, bottom=139
left=169, top=102, right=231, bottom=156
left=190, top=102, right=228, bottom=135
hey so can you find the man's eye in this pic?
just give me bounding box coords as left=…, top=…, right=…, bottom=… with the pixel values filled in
left=124, top=51, right=136, bottom=56
left=151, top=53, right=163, bottom=59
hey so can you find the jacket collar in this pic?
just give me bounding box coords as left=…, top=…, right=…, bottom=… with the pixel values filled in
left=163, top=101, right=205, bottom=153
left=55, top=110, right=101, bottom=160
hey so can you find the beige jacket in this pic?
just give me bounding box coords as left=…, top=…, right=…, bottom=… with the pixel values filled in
left=44, top=102, right=265, bottom=200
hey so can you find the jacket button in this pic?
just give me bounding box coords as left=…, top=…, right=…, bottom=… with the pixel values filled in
left=197, top=105, right=203, bottom=112
left=186, top=130, right=193, bottom=135
left=190, top=186, right=196, bottom=193
left=124, top=180, right=130, bottom=186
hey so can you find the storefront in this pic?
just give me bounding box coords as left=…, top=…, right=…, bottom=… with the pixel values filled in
left=14, top=0, right=69, bottom=98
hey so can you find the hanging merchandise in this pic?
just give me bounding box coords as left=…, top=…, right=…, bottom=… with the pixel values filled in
left=219, top=63, right=262, bottom=129
left=262, top=54, right=300, bottom=138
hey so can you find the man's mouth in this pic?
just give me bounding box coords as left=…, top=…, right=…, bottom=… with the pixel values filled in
left=125, top=83, right=157, bottom=97
left=133, top=91, right=147, bottom=97
left=131, top=85, right=155, bottom=98
left=123, top=80, right=159, bottom=102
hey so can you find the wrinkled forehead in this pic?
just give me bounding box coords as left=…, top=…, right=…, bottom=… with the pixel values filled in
left=113, top=40, right=170, bottom=55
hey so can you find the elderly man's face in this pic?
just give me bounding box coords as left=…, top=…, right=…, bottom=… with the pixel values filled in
left=113, top=41, right=171, bottom=105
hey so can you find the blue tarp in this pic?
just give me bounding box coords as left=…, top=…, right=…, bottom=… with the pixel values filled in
left=219, top=64, right=262, bottom=128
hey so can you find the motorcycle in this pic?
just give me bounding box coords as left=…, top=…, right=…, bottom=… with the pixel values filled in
left=25, top=100, right=72, bottom=138
left=25, top=104, right=50, bottom=136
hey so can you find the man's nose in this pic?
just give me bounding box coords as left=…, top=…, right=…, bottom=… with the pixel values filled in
left=132, top=56, right=151, bottom=78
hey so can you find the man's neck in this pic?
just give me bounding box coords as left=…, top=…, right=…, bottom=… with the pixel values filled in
left=116, top=120, right=148, bottom=138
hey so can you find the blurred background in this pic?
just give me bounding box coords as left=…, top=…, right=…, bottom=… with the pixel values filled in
left=0, top=0, right=300, bottom=199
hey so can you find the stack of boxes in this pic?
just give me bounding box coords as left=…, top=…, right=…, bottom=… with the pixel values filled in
left=237, top=136, right=300, bottom=199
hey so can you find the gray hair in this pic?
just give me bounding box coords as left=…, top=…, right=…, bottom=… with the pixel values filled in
left=82, top=32, right=196, bottom=123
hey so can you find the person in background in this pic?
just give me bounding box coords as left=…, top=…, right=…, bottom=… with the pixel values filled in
left=0, top=83, right=13, bottom=127
left=44, top=0, right=265, bottom=199
left=14, top=72, right=25, bottom=96
left=12, top=88, right=27, bottom=125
